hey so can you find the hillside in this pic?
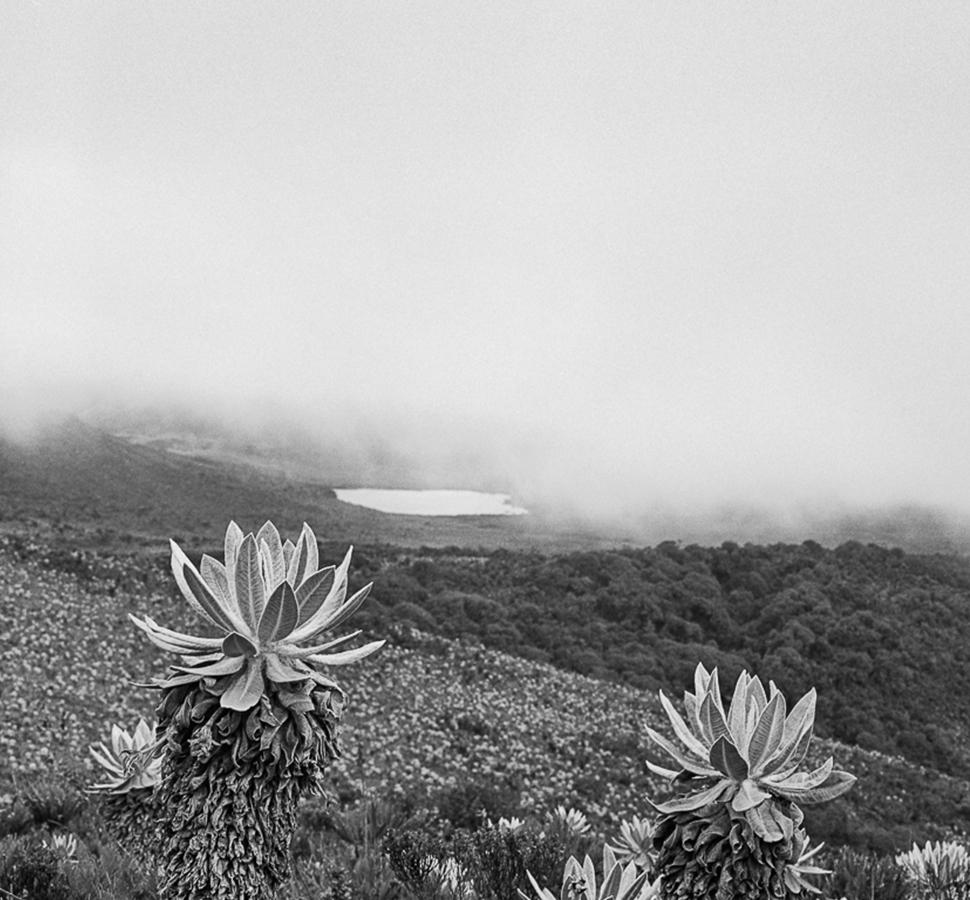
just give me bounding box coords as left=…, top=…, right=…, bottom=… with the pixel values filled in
left=343, top=539, right=970, bottom=778
left=2, top=534, right=969, bottom=855
left=6, top=418, right=970, bottom=554
left=0, top=418, right=607, bottom=552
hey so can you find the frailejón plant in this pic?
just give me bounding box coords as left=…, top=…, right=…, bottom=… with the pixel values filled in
left=89, top=719, right=163, bottom=794
left=783, top=829, right=829, bottom=895
left=550, top=806, right=591, bottom=837
left=896, top=840, right=970, bottom=898
left=131, top=521, right=384, bottom=900
left=645, top=663, right=854, bottom=899
left=608, top=815, right=656, bottom=871
left=520, top=845, right=660, bottom=900
left=87, top=718, right=162, bottom=864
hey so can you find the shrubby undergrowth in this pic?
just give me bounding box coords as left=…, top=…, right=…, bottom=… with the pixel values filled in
left=2, top=779, right=969, bottom=899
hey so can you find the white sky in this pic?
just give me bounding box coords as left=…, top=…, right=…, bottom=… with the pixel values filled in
left=3, top=2, right=970, bottom=517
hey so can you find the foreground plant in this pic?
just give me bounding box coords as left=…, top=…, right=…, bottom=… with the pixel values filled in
left=87, top=718, right=162, bottom=863
left=607, top=815, right=656, bottom=871
left=520, top=845, right=660, bottom=900
left=896, top=840, right=970, bottom=899
left=131, top=520, right=384, bottom=900
left=645, top=663, right=853, bottom=899
left=826, top=846, right=910, bottom=900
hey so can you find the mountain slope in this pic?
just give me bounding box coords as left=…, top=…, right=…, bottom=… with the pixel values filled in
left=0, top=418, right=601, bottom=551
left=1, top=536, right=967, bottom=854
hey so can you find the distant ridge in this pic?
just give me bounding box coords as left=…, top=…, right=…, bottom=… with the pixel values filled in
left=3, top=415, right=970, bottom=554
left=0, top=417, right=595, bottom=551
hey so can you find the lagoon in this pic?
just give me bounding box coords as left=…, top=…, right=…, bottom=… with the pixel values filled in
left=334, top=488, right=528, bottom=516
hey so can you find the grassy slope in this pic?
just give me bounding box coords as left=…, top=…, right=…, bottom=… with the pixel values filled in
left=2, top=537, right=968, bottom=854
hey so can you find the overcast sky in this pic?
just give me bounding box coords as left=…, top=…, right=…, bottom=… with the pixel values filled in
left=3, top=3, right=970, bottom=517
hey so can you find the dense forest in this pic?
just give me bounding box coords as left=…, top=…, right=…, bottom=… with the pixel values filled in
left=17, top=532, right=970, bottom=779
left=334, top=538, right=970, bottom=778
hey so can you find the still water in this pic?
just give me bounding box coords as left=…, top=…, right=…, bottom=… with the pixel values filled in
left=334, top=488, right=528, bottom=516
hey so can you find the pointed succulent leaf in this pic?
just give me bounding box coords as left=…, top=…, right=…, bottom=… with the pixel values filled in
left=659, top=691, right=710, bottom=759
left=710, top=735, right=749, bottom=781
left=234, top=534, right=266, bottom=631
left=727, top=671, right=750, bottom=739
left=603, top=843, right=617, bottom=873
left=582, top=855, right=596, bottom=896
left=200, top=554, right=234, bottom=610
left=89, top=745, right=123, bottom=775
left=220, top=661, right=266, bottom=710
left=277, top=629, right=362, bottom=657
left=172, top=655, right=247, bottom=677
left=258, top=580, right=299, bottom=644
left=286, top=535, right=303, bottom=587
left=617, top=862, right=648, bottom=900
left=601, top=859, right=622, bottom=900
left=128, top=614, right=222, bottom=653
left=133, top=718, right=154, bottom=745
left=288, top=547, right=353, bottom=641
left=155, top=671, right=207, bottom=688
left=747, top=691, right=787, bottom=774
left=746, top=675, right=768, bottom=717
left=765, top=719, right=814, bottom=776
left=298, top=582, right=373, bottom=642
left=643, top=724, right=720, bottom=776
left=224, top=521, right=244, bottom=579
left=524, top=871, right=556, bottom=900
left=256, top=520, right=285, bottom=588
left=645, top=759, right=681, bottom=780
left=288, top=523, right=319, bottom=588
left=305, top=638, right=386, bottom=667
left=767, top=688, right=816, bottom=767
left=693, top=662, right=711, bottom=697
left=650, top=779, right=732, bottom=814
left=294, top=566, right=336, bottom=622
left=770, top=770, right=856, bottom=805
left=708, top=667, right=724, bottom=713
left=222, top=631, right=258, bottom=657
left=282, top=539, right=295, bottom=575
left=769, top=756, right=833, bottom=791
left=171, top=540, right=245, bottom=632
left=699, top=692, right=732, bottom=745
left=683, top=691, right=700, bottom=733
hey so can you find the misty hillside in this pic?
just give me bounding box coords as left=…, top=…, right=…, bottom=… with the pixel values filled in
left=0, top=418, right=606, bottom=552
left=7, top=415, right=970, bottom=555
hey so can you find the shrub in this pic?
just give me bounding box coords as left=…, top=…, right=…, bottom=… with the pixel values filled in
left=0, top=834, right=74, bottom=900
left=825, top=846, right=909, bottom=900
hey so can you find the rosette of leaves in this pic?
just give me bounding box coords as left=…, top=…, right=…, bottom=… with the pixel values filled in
left=130, top=521, right=384, bottom=900
left=895, top=840, right=970, bottom=899
left=608, top=816, right=656, bottom=872
left=87, top=718, right=163, bottom=865
left=519, top=845, right=660, bottom=900
left=645, top=663, right=854, bottom=899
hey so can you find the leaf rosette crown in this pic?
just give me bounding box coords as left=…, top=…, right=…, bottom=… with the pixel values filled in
left=130, top=521, right=384, bottom=711
left=645, top=663, right=855, bottom=841
left=88, top=718, right=163, bottom=794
